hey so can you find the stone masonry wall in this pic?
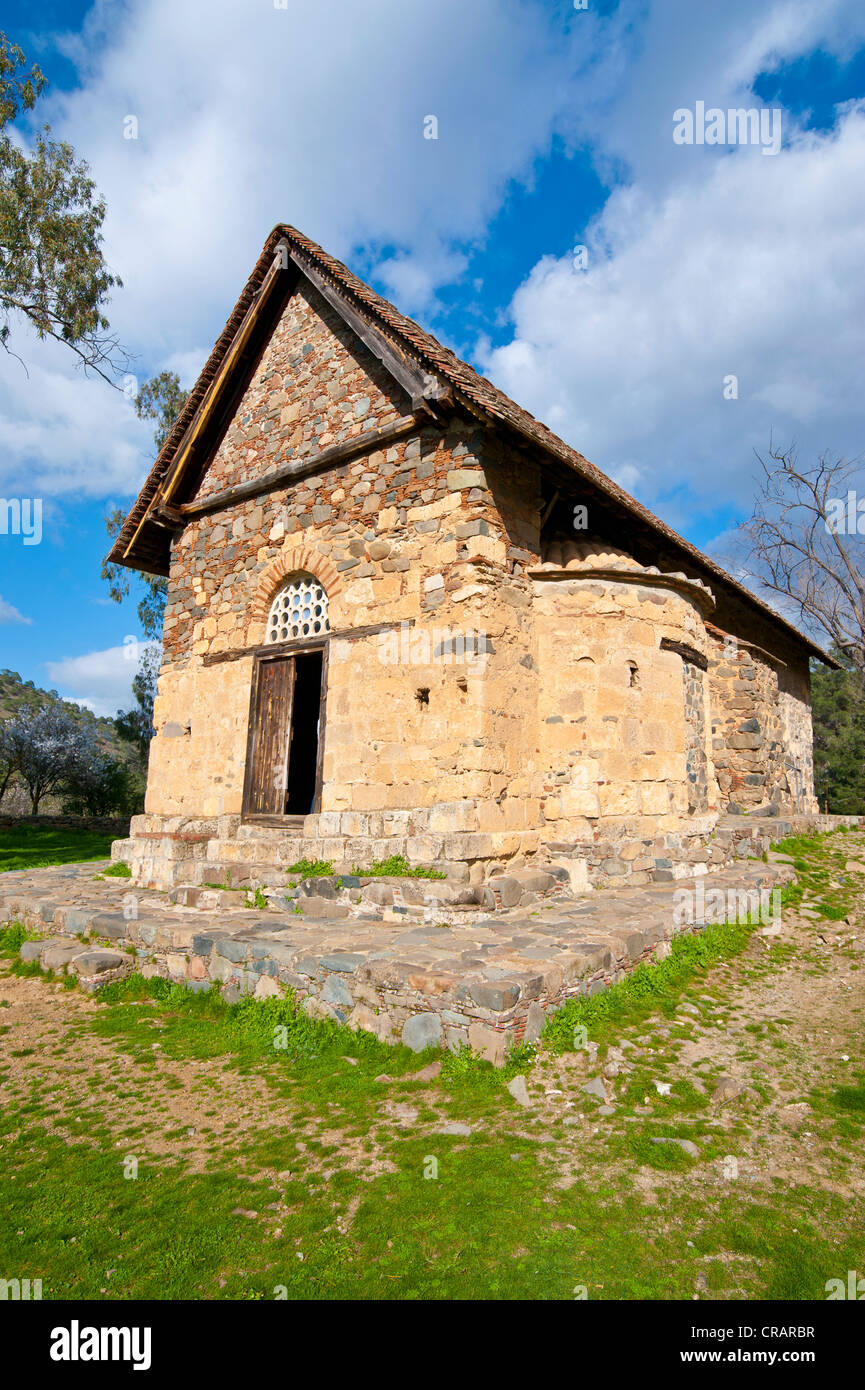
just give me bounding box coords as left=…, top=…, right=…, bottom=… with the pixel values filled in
left=528, top=572, right=719, bottom=886
left=778, top=664, right=819, bottom=813
left=143, top=277, right=547, bottom=877
left=132, top=273, right=819, bottom=891
left=682, top=660, right=710, bottom=813
left=707, top=630, right=817, bottom=813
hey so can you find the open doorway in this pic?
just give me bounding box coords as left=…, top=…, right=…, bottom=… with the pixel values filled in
left=242, top=644, right=328, bottom=822
left=284, top=649, right=323, bottom=814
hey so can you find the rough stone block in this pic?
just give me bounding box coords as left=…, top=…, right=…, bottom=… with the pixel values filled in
left=322, top=975, right=354, bottom=1007
left=523, top=1000, right=545, bottom=1044
left=467, top=1021, right=511, bottom=1066
left=347, top=1002, right=394, bottom=1041
left=469, top=980, right=520, bottom=1011
left=41, top=942, right=87, bottom=970
left=402, top=1012, right=443, bottom=1052
left=70, top=949, right=130, bottom=977
left=20, top=940, right=48, bottom=962
left=88, top=913, right=129, bottom=941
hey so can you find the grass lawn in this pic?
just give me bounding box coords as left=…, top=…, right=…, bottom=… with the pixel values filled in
left=0, top=824, right=115, bottom=873
left=0, top=828, right=863, bottom=1299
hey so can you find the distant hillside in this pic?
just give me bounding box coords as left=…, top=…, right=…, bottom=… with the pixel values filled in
left=0, top=669, right=141, bottom=815
left=0, top=669, right=131, bottom=752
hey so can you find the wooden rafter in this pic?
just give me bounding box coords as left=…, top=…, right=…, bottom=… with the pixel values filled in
left=121, top=240, right=292, bottom=559
left=290, top=250, right=453, bottom=416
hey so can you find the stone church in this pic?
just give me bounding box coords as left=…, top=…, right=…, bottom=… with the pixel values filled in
left=110, top=225, right=828, bottom=894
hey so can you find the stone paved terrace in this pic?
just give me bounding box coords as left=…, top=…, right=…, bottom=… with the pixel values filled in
left=0, top=853, right=795, bottom=1064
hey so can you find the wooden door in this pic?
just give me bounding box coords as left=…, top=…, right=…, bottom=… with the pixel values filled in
left=243, top=655, right=295, bottom=817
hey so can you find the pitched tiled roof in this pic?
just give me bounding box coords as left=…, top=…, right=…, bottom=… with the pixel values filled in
left=109, top=223, right=836, bottom=665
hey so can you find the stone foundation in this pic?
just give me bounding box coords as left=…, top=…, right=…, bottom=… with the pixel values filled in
left=1, top=845, right=809, bottom=1064
left=117, top=805, right=830, bottom=895
left=115, top=810, right=598, bottom=893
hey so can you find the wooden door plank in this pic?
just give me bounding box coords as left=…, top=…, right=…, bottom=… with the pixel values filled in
left=243, top=655, right=294, bottom=816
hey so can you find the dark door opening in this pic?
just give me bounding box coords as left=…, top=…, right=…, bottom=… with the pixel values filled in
left=284, top=649, right=323, bottom=814
left=242, top=644, right=328, bottom=822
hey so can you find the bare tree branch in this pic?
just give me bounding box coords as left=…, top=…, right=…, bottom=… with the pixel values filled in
left=738, top=440, right=865, bottom=671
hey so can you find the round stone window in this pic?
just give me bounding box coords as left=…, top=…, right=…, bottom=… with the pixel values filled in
left=266, top=574, right=330, bottom=643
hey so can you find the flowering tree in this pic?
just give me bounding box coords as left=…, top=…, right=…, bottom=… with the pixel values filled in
left=0, top=717, right=16, bottom=804
left=63, top=744, right=142, bottom=816
left=2, top=704, right=94, bottom=813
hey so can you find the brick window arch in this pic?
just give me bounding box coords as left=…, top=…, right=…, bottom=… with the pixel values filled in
left=265, top=572, right=330, bottom=644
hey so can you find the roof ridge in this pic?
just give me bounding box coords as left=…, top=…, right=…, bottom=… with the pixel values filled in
left=107, top=222, right=837, bottom=666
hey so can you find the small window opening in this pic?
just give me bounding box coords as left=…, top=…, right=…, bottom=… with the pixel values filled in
left=628, top=662, right=639, bottom=688
left=267, top=574, right=330, bottom=644
left=416, top=687, right=430, bottom=706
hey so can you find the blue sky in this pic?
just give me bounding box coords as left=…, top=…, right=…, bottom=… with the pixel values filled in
left=1, top=0, right=864, bottom=713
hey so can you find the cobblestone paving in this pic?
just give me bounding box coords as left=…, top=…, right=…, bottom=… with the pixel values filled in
left=1, top=855, right=792, bottom=1061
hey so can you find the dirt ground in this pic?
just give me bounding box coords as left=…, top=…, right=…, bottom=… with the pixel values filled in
left=1, top=836, right=863, bottom=1206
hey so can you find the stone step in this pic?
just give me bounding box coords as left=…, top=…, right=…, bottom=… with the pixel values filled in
left=20, top=938, right=133, bottom=989
left=171, top=884, right=249, bottom=910
left=2, top=842, right=803, bottom=1062
left=207, top=839, right=312, bottom=868
left=191, top=862, right=290, bottom=890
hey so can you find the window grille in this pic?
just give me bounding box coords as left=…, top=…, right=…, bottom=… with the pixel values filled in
left=266, top=575, right=329, bottom=643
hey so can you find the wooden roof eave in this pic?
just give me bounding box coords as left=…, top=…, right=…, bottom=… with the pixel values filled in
left=119, top=239, right=294, bottom=565
left=491, top=411, right=840, bottom=669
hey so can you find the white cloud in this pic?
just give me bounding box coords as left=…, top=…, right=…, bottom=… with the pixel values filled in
left=7, top=0, right=865, bottom=536
left=373, top=249, right=469, bottom=318
left=0, top=596, right=31, bottom=625
left=481, top=3, right=865, bottom=535
left=160, top=347, right=210, bottom=391
left=0, top=336, right=154, bottom=498
left=4, top=0, right=600, bottom=497
left=560, top=0, right=865, bottom=189
left=45, top=640, right=160, bottom=719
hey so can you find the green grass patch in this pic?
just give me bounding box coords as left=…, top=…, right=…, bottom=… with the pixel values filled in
left=2, top=1091, right=861, bottom=1299
left=350, top=854, right=446, bottom=880
left=93, top=972, right=413, bottom=1078
left=0, top=921, right=31, bottom=955
left=284, top=858, right=334, bottom=878
left=0, top=824, right=115, bottom=873
left=98, top=861, right=132, bottom=879
left=774, top=832, right=857, bottom=920
left=544, top=917, right=756, bottom=1053
left=3, top=823, right=864, bottom=1299
left=829, top=1083, right=865, bottom=1116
